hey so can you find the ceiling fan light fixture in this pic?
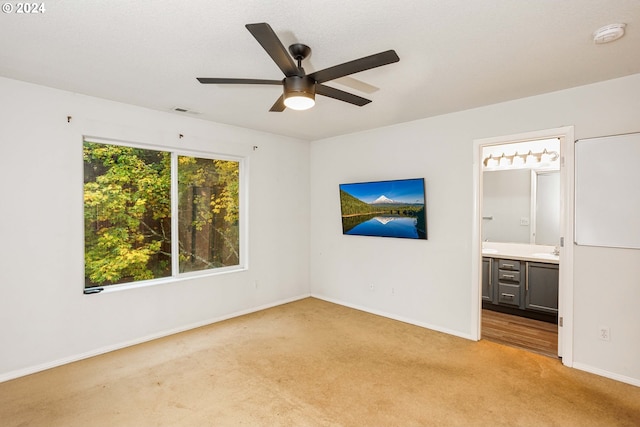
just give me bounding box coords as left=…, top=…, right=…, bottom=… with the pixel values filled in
left=284, top=93, right=315, bottom=110
left=283, top=76, right=316, bottom=111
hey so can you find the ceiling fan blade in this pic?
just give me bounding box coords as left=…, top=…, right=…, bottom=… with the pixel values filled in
left=308, top=50, right=399, bottom=84
left=269, top=95, right=286, bottom=112
left=333, top=76, right=379, bottom=94
left=245, top=23, right=299, bottom=77
left=197, top=78, right=282, bottom=85
left=316, top=84, right=371, bottom=106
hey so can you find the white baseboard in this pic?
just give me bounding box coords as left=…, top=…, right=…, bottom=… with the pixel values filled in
left=310, top=294, right=474, bottom=341
left=572, top=362, right=640, bottom=388
left=0, top=293, right=310, bottom=384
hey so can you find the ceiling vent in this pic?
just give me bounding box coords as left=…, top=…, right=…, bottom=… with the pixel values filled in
left=593, top=23, right=626, bottom=44
left=172, top=107, right=201, bottom=115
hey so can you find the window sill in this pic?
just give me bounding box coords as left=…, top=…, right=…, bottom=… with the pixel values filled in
left=83, top=265, right=247, bottom=295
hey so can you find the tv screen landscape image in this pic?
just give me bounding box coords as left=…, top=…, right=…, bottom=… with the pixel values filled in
left=339, top=178, right=427, bottom=239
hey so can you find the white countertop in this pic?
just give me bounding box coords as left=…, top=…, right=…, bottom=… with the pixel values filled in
left=481, top=242, right=559, bottom=264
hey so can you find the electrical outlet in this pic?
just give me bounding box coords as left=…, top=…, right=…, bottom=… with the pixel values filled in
left=369, top=283, right=375, bottom=291
left=520, top=217, right=530, bottom=226
left=598, top=326, right=610, bottom=341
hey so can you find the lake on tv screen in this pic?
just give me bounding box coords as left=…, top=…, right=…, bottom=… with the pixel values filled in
left=345, top=215, right=420, bottom=238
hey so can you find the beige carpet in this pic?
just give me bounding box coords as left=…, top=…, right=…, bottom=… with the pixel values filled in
left=1, top=297, right=639, bottom=427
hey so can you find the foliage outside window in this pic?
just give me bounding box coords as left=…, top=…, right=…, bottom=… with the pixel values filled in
left=83, top=140, right=241, bottom=289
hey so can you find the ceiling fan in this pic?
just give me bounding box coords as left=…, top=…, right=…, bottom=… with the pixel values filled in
left=197, top=23, right=400, bottom=111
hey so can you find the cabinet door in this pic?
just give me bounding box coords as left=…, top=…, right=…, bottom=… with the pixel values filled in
left=526, top=262, right=559, bottom=313
left=482, top=258, right=492, bottom=302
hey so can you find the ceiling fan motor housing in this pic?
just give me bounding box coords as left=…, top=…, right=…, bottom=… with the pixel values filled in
left=283, top=75, right=316, bottom=99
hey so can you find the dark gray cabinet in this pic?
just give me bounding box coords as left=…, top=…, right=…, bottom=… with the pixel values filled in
left=483, top=257, right=559, bottom=319
left=525, top=262, right=559, bottom=314
left=496, top=259, right=522, bottom=308
left=482, top=257, right=492, bottom=302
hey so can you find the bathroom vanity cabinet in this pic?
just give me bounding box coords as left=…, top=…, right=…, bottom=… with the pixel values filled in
left=496, top=259, right=522, bottom=307
left=482, top=256, right=558, bottom=319
left=525, top=262, right=559, bottom=314
left=481, top=257, right=492, bottom=302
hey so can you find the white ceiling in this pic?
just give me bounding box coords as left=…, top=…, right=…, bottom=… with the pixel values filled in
left=1, top=0, right=639, bottom=141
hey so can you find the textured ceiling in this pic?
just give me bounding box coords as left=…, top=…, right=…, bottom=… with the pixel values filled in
left=1, top=0, right=639, bottom=141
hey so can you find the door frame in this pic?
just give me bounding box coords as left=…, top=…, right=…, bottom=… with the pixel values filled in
left=470, top=126, right=574, bottom=366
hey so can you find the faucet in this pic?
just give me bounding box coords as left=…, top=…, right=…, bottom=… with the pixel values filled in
left=552, top=246, right=560, bottom=256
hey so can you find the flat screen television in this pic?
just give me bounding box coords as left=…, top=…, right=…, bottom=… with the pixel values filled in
left=339, top=178, right=427, bottom=239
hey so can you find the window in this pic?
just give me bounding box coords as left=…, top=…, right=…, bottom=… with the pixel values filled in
left=83, top=139, right=241, bottom=290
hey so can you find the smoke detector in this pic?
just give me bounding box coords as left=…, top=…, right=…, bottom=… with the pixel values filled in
left=593, top=23, right=626, bottom=44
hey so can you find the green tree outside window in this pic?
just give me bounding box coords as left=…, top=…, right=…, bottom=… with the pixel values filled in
left=83, top=141, right=240, bottom=288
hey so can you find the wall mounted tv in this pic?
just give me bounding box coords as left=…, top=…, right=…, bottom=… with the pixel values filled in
left=339, top=178, right=427, bottom=239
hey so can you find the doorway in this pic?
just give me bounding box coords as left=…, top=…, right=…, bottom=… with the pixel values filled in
left=471, top=127, right=574, bottom=366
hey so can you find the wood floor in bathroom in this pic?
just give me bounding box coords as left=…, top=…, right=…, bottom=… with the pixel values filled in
left=481, top=309, right=558, bottom=358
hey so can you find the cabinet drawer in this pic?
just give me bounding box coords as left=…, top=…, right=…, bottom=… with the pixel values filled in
left=498, top=283, right=521, bottom=306
left=498, top=270, right=520, bottom=282
left=498, top=259, right=520, bottom=271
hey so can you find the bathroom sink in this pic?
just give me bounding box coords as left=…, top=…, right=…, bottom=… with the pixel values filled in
left=482, top=248, right=499, bottom=254
left=532, top=253, right=559, bottom=260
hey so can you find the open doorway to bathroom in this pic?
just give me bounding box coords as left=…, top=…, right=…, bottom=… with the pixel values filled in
left=482, top=138, right=560, bottom=357
left=472, top=127, right=574, bottom=364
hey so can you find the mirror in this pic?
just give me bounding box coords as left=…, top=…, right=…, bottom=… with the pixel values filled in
left=481, top=139, right=560, bottom=246
left=482, top=169, right=559, bottom=245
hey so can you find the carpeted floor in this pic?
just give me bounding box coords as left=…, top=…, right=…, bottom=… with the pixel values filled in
left=1, top=297, right=639, bottom=426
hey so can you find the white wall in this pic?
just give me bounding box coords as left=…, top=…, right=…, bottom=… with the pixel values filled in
left=310, top=73, right=640, bottom=384
left=0, top=77, right=310, bottom=380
